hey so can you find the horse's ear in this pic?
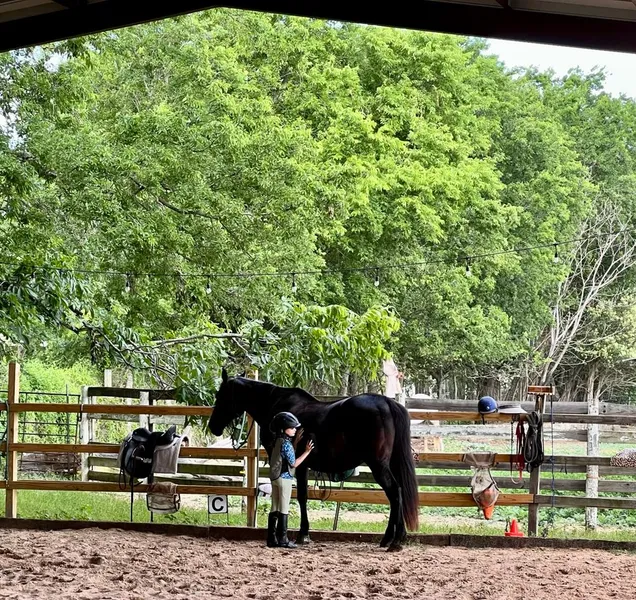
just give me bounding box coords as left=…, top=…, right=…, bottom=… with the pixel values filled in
left=240, top=370, right=246, bottom=378
left=221, top=367, right=228, bottom=383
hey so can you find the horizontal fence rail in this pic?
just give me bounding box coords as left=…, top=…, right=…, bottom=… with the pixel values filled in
left=406, top=397, right=636, bottom=415
left=0, top=403, right=212, bottom=416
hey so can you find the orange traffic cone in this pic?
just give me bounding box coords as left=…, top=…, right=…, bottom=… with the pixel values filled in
left=504, top=519, right=524, bottom=537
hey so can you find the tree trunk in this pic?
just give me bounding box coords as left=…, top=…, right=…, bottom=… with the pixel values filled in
left=477, top=376, right=500, bottom=400
left=339, top=369, right=350, bottom=396
left=585, top=363, right=599, bottom=530
left=457, top=375, right=466, bottom=401
left=449, top=374, right=458, bottom=399
left=435, top=369, right=444, bottom=399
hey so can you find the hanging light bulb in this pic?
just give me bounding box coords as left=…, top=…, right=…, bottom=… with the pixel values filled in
left=374, top=268, right=380, bottom=288
left=465, top=259, right=472, bottom=277
left=291, top=273, right=297, bottom=294
left=553, top=243, right=560, bottom=264
left=125, top=273, right=132, bottom=293
left=206, top=277, right=212, bottom=295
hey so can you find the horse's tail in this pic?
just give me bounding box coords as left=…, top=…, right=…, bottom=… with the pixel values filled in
left=387, top=399, right=420, bottom=531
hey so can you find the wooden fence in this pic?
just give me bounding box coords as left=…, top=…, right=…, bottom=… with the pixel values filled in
left=408, top=397, right=636, bottom=443
left=3, top=362, right=636, bottom=535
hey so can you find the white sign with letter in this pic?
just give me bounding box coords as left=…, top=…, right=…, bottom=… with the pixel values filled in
left=208, top=494, right=228, bottom=514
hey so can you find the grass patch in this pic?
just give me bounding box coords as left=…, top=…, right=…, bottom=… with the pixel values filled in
left=0, top=488, right=234, bottom=526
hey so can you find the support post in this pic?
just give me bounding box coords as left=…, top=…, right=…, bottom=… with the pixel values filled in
left=245, top=369, right=260, bottom=527
left=88, top=369, right=112, bottom=447
left=125, top=370, right=133, bottom=433
left=5, top=362, right=20, bottom=518
left=527, top=392, right=546, bottom=536
left=80, top=386, right=90, bottom=481
left=585, top=370, right=599, bottom=529
left=139, top=391, right=150, bottom=431
left=87, top=388, right=95, bottom=444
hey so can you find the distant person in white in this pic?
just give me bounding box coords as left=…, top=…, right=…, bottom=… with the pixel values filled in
left=383, top=358, right=403, bottom=399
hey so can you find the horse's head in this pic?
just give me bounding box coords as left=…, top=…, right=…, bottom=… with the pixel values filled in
left=207, top=368, right=244, bottom=436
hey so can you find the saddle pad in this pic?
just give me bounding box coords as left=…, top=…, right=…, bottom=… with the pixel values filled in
left=152, top=435, right=183, bottom=474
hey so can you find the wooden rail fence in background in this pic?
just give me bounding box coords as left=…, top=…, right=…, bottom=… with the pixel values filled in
left=3, top=362, right=636, bottom=534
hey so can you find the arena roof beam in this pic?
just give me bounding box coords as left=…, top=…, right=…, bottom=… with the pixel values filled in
left=50, top=0, right=87, bottom=8
left=0, top=0, right=635, bottom=54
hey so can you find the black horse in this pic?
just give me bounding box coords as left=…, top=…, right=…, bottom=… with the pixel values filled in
left=208, top=369, right=419, bottom=551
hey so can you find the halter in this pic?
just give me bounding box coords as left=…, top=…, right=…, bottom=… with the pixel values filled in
left=229, top=411, right=257, bottom=450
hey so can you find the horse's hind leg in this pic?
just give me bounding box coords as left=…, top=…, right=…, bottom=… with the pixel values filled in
left=392, top=486, right=407, bottom=545
left=368, top=461, right=403, bottom=550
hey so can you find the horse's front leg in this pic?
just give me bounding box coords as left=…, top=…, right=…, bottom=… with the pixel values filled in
left=295, top=465, right=312, bottom=544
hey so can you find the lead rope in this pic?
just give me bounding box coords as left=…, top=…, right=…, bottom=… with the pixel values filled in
left=312, top=469, right=332, bottom=500
left=231, top=413, right=256, bottom=451
left=523, top=411, right=544, bottom=471
left=510, top=419, right=525, bottom=484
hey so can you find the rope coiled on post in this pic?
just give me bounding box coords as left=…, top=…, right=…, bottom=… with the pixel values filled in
left=523, top=411, right=544, bottom=471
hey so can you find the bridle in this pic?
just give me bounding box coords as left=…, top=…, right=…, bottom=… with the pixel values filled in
left=225, top=379, right=258, bottom=451
left=229, top=412, right=256, bottom=450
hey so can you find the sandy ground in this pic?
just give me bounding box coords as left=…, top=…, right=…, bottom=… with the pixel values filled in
left=1, top=529, right=636, bottom=599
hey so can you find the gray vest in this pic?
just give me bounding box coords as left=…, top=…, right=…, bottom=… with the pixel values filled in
left=269, top=437, right=295, bottom=480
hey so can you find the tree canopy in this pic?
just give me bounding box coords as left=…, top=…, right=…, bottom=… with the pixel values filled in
left=0, top=10, right=634, bottom=401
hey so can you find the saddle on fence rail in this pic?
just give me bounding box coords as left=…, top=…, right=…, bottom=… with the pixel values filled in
left=117, top=425, right=182, bottom=485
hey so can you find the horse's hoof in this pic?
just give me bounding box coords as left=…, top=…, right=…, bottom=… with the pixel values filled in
left=295, top=534, right=312, bottom=545
left=379, top=537, right=394, bottom=548
left=387, top=543, right=403, bottom=552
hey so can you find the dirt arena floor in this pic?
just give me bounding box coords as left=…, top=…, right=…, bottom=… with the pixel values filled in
left=1, top=528, right=636, bottom=599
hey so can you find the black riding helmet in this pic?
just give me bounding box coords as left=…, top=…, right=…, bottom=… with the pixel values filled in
left=270, top=411, right=301, bottom=434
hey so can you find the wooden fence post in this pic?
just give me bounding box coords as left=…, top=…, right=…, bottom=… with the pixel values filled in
left=125, top=371, right=133, bottom=433
left=527, top=391, right=546, bottom=536
left=586, top=372, right=599, bottom=529
left=87, top=387, right=96, bottom=444
left=245, top=369, right=260, bottom=527
left=139, top=392, right=150, bottom=431
left=80, top=386, right=90, bottom=481
left=5, top=361, right=20, bottom=518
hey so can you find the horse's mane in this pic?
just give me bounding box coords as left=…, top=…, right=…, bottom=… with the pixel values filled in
left=233, top=377, right=321, bottom=404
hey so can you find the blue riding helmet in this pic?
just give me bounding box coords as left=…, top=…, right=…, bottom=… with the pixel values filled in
left=478, top=396, right=498, bottom=415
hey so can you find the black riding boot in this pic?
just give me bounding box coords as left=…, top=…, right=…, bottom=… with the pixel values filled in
left=266, top=511, right=279, bottom=548
left=276, top=513, right=297, bottom=549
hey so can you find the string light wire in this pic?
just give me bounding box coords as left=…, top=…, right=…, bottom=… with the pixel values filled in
left=0, top=230, right=626, bottom=287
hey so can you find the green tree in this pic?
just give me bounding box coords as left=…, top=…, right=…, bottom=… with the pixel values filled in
left=0, top=11, right=613, bottom=399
